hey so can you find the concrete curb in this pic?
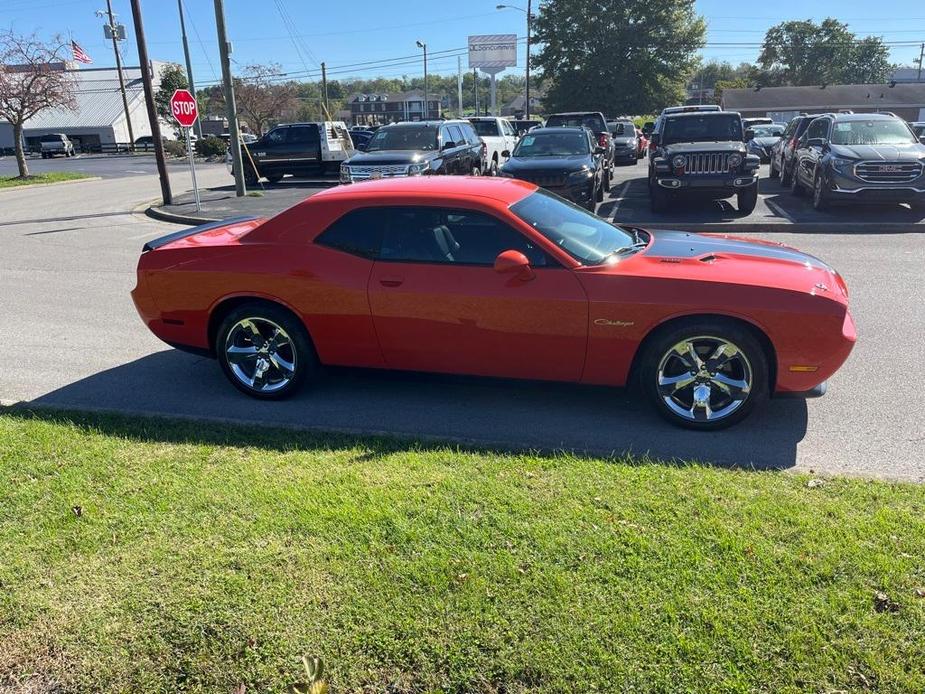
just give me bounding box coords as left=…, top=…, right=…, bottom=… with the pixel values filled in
left=0, top=175, right=102, bottom=193
left=145, top=205, right=220, bottom=226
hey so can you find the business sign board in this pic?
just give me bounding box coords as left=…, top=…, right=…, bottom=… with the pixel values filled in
left=468, top=34, right=517, bottom=70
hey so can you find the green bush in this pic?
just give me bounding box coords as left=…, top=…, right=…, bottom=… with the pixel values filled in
left=196, top=136, right=227, bottom=158
left=163, top=140, right=186, bottom=157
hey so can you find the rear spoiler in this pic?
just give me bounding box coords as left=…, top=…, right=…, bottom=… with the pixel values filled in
left=142, top=216, right=258, bottom=252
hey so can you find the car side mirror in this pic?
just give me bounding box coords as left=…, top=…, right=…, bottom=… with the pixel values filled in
left=501, top=149, right=511, bottom=158
left=442, top=140, right=456, bottom=151
left=650, top=133, right=660, bottom=147
left=744, top=128, right=755, bottom=142
left=356, top=142, right=367, bottom=151
left=494, top=249, right=534, bottom=281
left=919, top=136, right=925, bottom=145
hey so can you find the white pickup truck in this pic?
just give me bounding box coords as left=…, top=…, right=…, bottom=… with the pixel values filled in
left=469, top=117, right=519, bottom=176
left=40, top=133, right=75, bottom=158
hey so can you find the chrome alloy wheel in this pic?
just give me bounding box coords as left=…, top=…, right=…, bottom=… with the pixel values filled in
left=224, top=317, right=297, bottom=393
left=656, top=336, right=753, bottom=422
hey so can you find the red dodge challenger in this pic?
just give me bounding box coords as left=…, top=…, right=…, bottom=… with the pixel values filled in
left=132, top=177, right=855, bottom=430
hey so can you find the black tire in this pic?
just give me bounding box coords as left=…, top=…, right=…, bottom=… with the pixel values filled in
left=265, top=173, right=284, bottom=184
left=470, top=165, right=481, bottom=176
left=595, top=178, right=605, bottom=202
left=602, top=169, right=611, bottom=193
left=244, top=165, right=260, bottom=186
left=812, top=172, right=830, bottom=211
left=737, top=184, right=758, bottom=215
left=789, top=164, right=805, bottom=196
left=769, top=157, right=779, bottom=179
left=639, top=318, right=769, bottom=431
left=649, top=179, right=668, bottom=212
left=215, top=302, right=318, bottom=400
left=780, top=160, right=793, bottom=187
left=489, top=158, right=499, bottom=176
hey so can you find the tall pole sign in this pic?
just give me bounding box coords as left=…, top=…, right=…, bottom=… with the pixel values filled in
left=170, top=88, right=201, bottom=212
left=468, top=34, right=517, bottom=116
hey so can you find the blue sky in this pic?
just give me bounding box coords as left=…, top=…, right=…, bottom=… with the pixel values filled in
left=2, top=0, right=923, bottom=85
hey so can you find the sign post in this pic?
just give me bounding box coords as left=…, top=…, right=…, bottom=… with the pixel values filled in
left=468, top=34, right=517, bottom=116
left=170, top=88, right=201, bottom=212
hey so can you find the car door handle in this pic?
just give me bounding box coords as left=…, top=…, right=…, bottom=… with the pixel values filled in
left=379, top=276, right=404, bottom=287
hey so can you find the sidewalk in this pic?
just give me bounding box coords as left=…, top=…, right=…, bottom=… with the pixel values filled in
left=146, top=179, right=337, bottom=224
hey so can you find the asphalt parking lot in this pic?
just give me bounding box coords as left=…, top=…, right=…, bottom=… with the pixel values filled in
left=1, top=169, right=923, bottom=481
left=0, top=152, right=219, bottom=180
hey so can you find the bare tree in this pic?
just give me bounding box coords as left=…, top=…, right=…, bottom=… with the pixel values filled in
left=232, top=63, right=297, bottom=136
left=0, top=32, right=78, bottom=178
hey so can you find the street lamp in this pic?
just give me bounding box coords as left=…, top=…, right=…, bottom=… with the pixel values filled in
left=416, top=40, right=428, bottom=120
left=496, top=2, right=533, bottom=120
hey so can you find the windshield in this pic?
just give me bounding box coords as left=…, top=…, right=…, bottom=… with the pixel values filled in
left=662, top=115, right=743, bottom=145
left=470, top=121, right=499, bottom=137
left=546, top=114, right=605, bottom=132
left=609, top=122, right=634, bottom=136
left=510, top=190, right=637, bottom=264
left=752, top=125, right=784, bottom=138
left=513, top=131, right=590, bottom=157
left=830, top=120, right=917, bottom=146
left=40, top=135, right=63, bottom=142
left=366, top=126, right=438, bottom=151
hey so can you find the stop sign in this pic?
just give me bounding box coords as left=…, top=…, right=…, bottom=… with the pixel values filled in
left=170, top=89, right=198, bottom=128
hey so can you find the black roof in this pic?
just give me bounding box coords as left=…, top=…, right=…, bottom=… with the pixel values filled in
left=662, top=110, right=741, bottom=120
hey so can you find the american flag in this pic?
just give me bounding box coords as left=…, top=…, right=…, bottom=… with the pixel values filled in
left=71, top=40, right=92, bottom=64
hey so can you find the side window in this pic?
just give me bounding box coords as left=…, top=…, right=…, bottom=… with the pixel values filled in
left=288, top=125, right=320, bottom=144
left=782, top=120, right=797, bottom=138
left=502, top=120, right=515, bottom=137
left=448, top=125, right=464, bottom=146
left=315, top=208, right=382, bottom=259
left=379, top=207, right=550, bottom=267
left=806, top=119, right=828, bottom=141
left=265, top=128, right=287, bottom=144
left=438, top=126, right=451, bottom=146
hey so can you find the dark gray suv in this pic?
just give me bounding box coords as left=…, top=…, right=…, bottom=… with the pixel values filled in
left=790, top=112, right=925, bottom=210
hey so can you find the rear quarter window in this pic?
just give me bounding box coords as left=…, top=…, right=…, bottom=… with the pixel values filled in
left=315, top=209, right=382, bottom=259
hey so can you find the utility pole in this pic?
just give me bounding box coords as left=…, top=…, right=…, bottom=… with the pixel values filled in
left=129, top=0, right=171, bottom=204
left=416, top=41, right=428, bottom=120
left=457, top=55, right=464, bottom=117
left=101, top=0, right=134, bottom=146
left=214, top=0, right=245, bottom=196
left=525, top=0, right=531, bottom=120
left=177, top=0, right=202, bottom=137
left=473, top=68, right=479, bottom=115
left=918, top=43, right=924, bottom=82
left=321, top=62, right=329, bottom=118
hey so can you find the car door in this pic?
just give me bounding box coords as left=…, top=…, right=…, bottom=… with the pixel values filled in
left=799, top=118, right=829, bottom=186
left=367, top=206, right=589, bottom=381
left=448, top=124, right=469, bottom=174
left=252, top=127, right=289, bottom=173
left=285, top=124, right=321, bottom=173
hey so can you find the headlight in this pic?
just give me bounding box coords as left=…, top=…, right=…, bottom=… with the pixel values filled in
left=408, top=162, right=429, bottom=175
left=671, top=154, right=686, bottom=168
left=568, top=168, right=594, bottom=180
left=831, top=158, right=854, bottom=172
left=727, top=153, right=743, bottom=168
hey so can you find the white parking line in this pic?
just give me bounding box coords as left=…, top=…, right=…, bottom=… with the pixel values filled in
left=609, top=180, right=632, bottom=220
left=764, top=197, right=796, bottom=223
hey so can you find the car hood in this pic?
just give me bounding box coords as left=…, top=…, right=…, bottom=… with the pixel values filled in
left=502, top=154, right=594, bottom=173
left=603, top=230, right=850, bottom=304
left=346, top=150, right=436, bottom=165
left=661, top=141, right=746, bottom=153
left=752, top=137, right=780, bottom=147
left=828, top=143, right=925, bottom=161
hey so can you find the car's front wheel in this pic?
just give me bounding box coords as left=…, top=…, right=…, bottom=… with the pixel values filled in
left=216, top=302, right=318, bottom=400
left=737, top=184, right=758, bottom=214
left=812, top=172, right=830, bottom=210
left=640, top=320, right=768, bottom=430
left=790, top=165, right=805, bottom=196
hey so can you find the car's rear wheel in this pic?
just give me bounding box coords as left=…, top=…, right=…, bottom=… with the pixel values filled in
left=780, top=160, right=793, bottom=187
left=216, top=303, right=317, bottom=400
left=470, top=164, right=481, bottom=176
left=640, top=321, right=768, bottom=430
left=266, top=173, right=284, bottom=184
left=737, top=184, right=758, bottom=214
left=769, top=157, right=779, bottom=179
left=489, top=158, right=499, bottom=176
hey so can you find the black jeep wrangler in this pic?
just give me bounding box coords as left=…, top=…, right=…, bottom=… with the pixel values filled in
left=648, top=111, right=760, bottom=214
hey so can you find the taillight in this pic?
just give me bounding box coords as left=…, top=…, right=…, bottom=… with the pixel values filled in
left=597, top=133, right=609, bottom=147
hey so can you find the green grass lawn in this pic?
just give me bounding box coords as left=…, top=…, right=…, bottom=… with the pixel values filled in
left=1, top=409, right=923, bottom=693
left=0, top=172, right=91, bottom=189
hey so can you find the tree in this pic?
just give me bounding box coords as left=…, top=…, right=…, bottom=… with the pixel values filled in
left=533, top=0, right=706, bottom=115
left=153, top=63, right=189, bottom=138
left=755, top=19, right=893, bottom=86
left=0, top=31, right=77, bottom=178
left=232, top=63, right=297, bottom=135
